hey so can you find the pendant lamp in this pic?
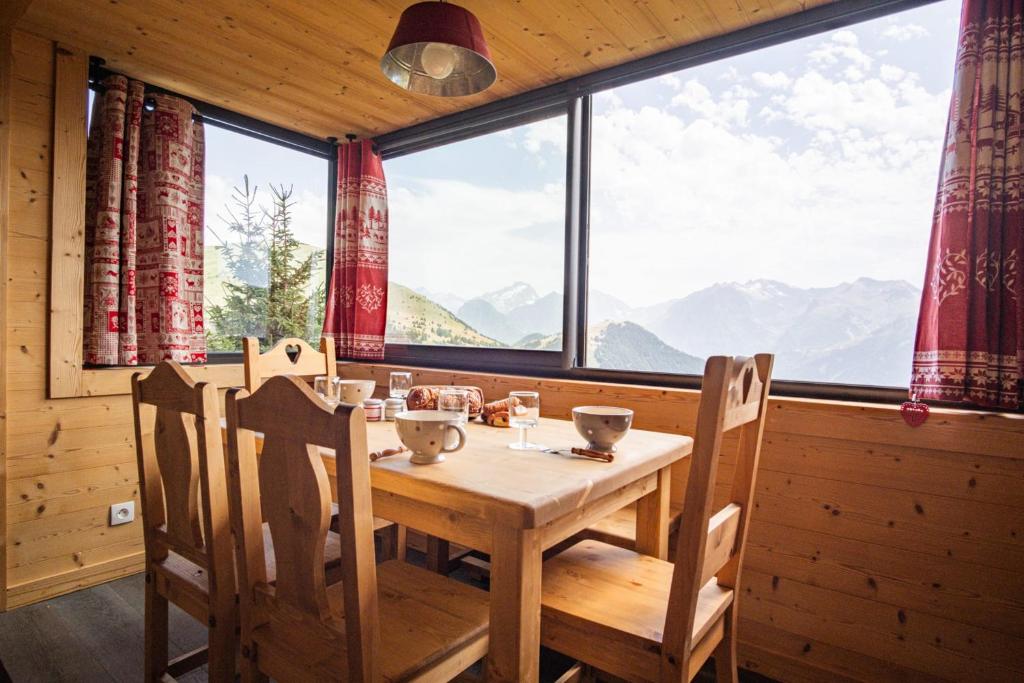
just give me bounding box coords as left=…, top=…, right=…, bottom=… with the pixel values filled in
left=381, top=1, right=497, bottom=97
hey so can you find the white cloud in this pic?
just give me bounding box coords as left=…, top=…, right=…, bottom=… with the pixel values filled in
left=844, top=66, right=866, bottom=81
left=752, top=71, right=792, bottom=89
left=580, top=55, right=949, bottom=305
left=388, top=178, right=565, bottom=296
left=658, top=73, right=682, bottom=90
left=781, top=70, right=948, bottom=139
left=809, top=31, right=873, bottom=71
left=671, top=78, right=750, bottom=128
left=882, top=23, right=930, bottom=41
left=880, top=64, right=907, bottom=82
left=522, top=117, right=566, bottom=154
left=594, top=89, right=623, bottom=109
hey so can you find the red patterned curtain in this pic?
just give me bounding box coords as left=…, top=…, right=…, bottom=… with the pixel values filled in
left=323, top=139, right=388, bottom=359
left=912, top=0, right=1023, bottom=410
left=84, top=75, right=206, bottom=366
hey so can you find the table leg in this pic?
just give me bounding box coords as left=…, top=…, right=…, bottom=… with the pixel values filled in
left=426, top=535, right=450, bottom=574
left=635, top=465, right=671, bottom=560
left=487, top=525, right=542, bottom=682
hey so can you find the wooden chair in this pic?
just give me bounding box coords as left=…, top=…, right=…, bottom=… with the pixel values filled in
left=243, top=335, right=403, bottom=560
left=539, top=354, right=773, bottom=682
left=242, top=336, right=337, bottom=393
left=581, top=357, right=772, bottom=553
left=131, top=361, right=237, bottom=682
left=132, top=361, right=348, bottom=682
left=225, top=375, right=490, bottom=682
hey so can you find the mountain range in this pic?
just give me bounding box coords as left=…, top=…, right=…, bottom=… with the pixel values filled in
left=389, top=277, right=921, bottom=387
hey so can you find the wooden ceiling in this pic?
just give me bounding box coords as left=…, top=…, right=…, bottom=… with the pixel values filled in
left=15, top=0, right=830, bottom=140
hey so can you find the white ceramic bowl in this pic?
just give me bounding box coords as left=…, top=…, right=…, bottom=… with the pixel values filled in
left=571, top=406, right=634, bottom=453
left=335, top=378, right=376, bottom=404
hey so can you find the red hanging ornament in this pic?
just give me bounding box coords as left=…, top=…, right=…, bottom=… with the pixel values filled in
left=900, top=394, right=930, bottom=428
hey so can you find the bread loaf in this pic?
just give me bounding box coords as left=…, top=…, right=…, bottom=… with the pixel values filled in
left=482, top=397, right=520, bottom=427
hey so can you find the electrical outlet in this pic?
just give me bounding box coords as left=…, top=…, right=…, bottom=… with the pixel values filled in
left=110, top=501, right=135, bottom=526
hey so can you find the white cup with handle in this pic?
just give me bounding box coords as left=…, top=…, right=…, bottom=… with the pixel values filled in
left=394, top=410, right=467, bottom=465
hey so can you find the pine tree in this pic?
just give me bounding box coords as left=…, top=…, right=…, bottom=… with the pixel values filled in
left=205, top=177, right=324, bottom=351
left=206, top=176, right=269, bottom=351
left=264, top=184, right=319, bottom=345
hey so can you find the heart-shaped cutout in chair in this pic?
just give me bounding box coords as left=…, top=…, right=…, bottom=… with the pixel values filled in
left=285, top=343, right=302, bottom=364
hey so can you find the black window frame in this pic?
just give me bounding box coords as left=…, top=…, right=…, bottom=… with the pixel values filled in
left=374, top=0, right=944, bottom=403
left=88, top=60, right=339, bottom=366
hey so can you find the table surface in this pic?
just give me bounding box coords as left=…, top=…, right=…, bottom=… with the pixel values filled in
left=362, top=417, right=690, bottom=528
left=225, top=416, right=692, bottom=529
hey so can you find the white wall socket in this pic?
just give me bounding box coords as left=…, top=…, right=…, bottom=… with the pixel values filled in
left=110, top=501, right=135, bottom=526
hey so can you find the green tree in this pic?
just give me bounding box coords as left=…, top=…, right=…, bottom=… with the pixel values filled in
left=206, top=176, right=324, bottom=351
left=265, top=184, right=319, bottom=344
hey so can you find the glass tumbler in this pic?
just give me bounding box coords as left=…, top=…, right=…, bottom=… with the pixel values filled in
left=314, top=375, right=337, bottom=406
left=390, top=371, right=413, bottom=399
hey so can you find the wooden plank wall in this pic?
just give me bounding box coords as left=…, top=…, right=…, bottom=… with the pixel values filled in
left=342, top=363, right=1024, bottom=683
left=3, top=30, right=145, bottom=608
left=0, top=23, right=15, bottom=614
left=3, top=26, right=1023, bottom=683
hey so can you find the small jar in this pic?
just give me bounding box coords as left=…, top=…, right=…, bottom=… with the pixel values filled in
left=363, top=398, right=383, bottom=422
left=384, top=398, right=405, bottom=421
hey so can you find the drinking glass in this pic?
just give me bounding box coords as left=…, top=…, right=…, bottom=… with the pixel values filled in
left=313, top=375, right=337, bottom=405
left=438, top=388, right=470, bottom=424
left=390, top=371, right=413, bottom=399
left=508, top=391, right=542, bottom=450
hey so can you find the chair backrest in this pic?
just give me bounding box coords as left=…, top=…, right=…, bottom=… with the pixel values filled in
left=660, top=354, right=773, bottom=676
left=225, top=374, right=379, bottom=681
left=130, top=361, right=234, bottom=595
left=242, top=336, right=337, bottom=392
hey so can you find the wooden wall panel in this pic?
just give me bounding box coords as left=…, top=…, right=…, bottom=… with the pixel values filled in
left=341, top=362, right=1024, bottom=682
left=2, top=30, right=147, bottom=608
left=0, top=22, right=15, bottom=614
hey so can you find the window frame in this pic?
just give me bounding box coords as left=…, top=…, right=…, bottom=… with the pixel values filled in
left=373, top=0, right=943, bottom=403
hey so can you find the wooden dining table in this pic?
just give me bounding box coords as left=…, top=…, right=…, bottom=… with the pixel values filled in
left=224, top=415, right=692, bottom=682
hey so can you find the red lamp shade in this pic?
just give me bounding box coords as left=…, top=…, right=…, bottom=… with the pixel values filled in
left=381, top=2, right=497, bottom=97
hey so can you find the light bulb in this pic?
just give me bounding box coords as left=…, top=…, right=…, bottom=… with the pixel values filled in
left=420, top=42, right=456, bottom=80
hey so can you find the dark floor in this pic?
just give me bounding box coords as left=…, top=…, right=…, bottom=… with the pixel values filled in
left=0, top=550, right=763, bottom=682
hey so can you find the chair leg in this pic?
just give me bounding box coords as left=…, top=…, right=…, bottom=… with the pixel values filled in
left=207, top=611, right=237, bottom=683
left=713, top=610, right=739, bottom=683
left=144, top=572, right=169, bottom=682
left=240, top=644, right=268, bottom=683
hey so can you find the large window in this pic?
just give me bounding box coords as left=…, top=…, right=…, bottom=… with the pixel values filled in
left=377, top=0, right=960, bottom=395
left=384, top=116, right=567, bottom=349
left=584, top=0, right=960, bottom=387
left=202, top=126, right=329, bottom=352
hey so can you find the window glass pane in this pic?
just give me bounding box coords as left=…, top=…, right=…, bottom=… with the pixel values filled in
left=203, top=126, right=328, bottom=352
left=586, top=0, right=960, bottom=387
left=385, top=116, right=567, bottom=348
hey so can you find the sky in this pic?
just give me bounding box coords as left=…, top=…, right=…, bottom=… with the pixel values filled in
left=194, top=0, right=962, bottom=310
left=386, top=0, right=961, bottom=308
left=203, top=127, right=329, bottom=266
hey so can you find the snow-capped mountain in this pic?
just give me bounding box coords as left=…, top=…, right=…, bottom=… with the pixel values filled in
left=391, top=277, right=923, bottom=387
